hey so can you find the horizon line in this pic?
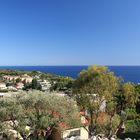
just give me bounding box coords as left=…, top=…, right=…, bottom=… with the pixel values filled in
left=1, top=65, right=140, bottom=67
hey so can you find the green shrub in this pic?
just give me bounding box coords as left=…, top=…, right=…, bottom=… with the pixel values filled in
left=125, top=108, right=138, bottom=120
left=119, top=119, right=140, bottom=139
left=0, top=89, right=8, bottom=93
left=125, top=119, right=140, bottom=132
left=119, top=132, right=140, bottom=139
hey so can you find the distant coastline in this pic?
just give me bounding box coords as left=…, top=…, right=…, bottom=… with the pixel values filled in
left=0, top=66, right=140, bottom=83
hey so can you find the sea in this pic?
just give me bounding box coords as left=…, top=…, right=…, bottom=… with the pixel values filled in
left=0, top=66, right=140, bottom=84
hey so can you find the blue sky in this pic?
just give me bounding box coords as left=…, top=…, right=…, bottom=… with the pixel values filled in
left=0, top=0, right=140, bottom=66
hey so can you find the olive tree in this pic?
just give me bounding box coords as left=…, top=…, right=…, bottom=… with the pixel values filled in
left=0, top=96, right=25, bottom=139
left=0, top=91, right=80, bottom=140
left=18, top=91, right=80, bottom=140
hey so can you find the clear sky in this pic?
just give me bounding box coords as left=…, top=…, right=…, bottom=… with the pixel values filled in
left=0, top=0, right=140, bottom=66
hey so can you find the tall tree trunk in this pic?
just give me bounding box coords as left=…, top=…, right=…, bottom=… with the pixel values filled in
left=94, top=112, right=99, bottom=134
left=47, top=127, right=61, bottom=140
left=89, top=111, right=98, bottom=136
left=33, top=130, right=39, bottom=140
left=89, top=111, right=94, bottom=136
left=114, top=121, right=125, bottom=137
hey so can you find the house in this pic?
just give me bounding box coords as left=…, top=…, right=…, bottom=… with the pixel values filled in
left=57, top=92, right=65, bottom=96
left=7, top=86, right=17, bottom=91
left=16, top=83, right=24, bottom=90
left=0, top=83, right=7, bottom=90
left=34, top=75, right=40, bottom=79
left=21, top=77, right=33, bottom=83
left=25, top=77, right=33, bottom=83
left=0, top=93, right=4, bottom=98
left=39, top=80, right=51, bottom=91
left=3, top=75, right=9, bottom=79
left=3, top=76, right=20, bottom=81
left=62, top=127, right=89, bottom=140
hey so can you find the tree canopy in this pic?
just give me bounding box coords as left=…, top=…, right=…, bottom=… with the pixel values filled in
left=72, top=65, right=139, bottom=137
left=0, top=91, right=80, bottom=140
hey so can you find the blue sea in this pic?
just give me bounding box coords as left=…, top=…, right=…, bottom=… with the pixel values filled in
left=0, top=66, right=140, bottom=84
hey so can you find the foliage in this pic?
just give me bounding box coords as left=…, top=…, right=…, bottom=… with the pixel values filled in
left=0, top=69, right=30, bottom=76
left=135, top=84, right=140, bottom=113
left=0, top=67, right=140, bottom=139
left=50, top=77, right=74, bottom=93
left=0, top=91, right=80, bottom=139
left=0, top=69, right=74, bottom=93
left=23, top=79, right=42, bottom=91
left=0, top=96, right=26, bottom=134
left=119, top=132, right=140, bottom=139
left=125, top=108, right=138, bottom=120
left=96, top=114, right=120, bottom=136
left=31, top=79, right=42, bottom=90
left=119, top=119, right=140, bottom=139
left=0, top=89, right=8, bottom=93
left=72, top=65, right=120, bottom=136
left=16, top=78, right=21, bottom=83
left=116, top=82, right=139, bottom=115
left=72, top=65, right=140, bottom=138
left=121, top=83, right=138, bottom=108
left=125, top=119, right=140, bottom=133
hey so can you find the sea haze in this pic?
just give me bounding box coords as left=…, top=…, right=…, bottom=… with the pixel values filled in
left=0, top=66, right=140, bottom=84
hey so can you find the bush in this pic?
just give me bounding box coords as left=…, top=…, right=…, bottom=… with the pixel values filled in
left=125, top=119, right=140, bottom=133
left=119, top=119, right=140, bottom=139
left=125, top=108, right=138, bottom=120
left=0, top=89, right=8, bottom=93
left=119, top=132, right=140, bottom=139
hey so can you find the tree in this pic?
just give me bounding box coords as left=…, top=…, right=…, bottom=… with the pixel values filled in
left=16, top=78, right=21, bottom=83
left=114, top=82, right=139, bottom=137
left=72, top=65, right=120, bottom=136
left=18, top=91, right=80, bottom=139
left=0, top=96, right=25, bottom=139
left=135, top=84, right=140, bottom=113
left=0, top=91, right=80, bottom=139
left=116, top=82, right=139, bottom=113
left=31, top=79, right=42, bottom=90
left=31, top=79, right=38, bottom=89
left=50, top=77, right=74, bottom=93
left=23, top=79, right=42, bottom=91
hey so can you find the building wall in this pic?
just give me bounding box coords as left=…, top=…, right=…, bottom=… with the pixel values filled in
left=0, top=83, right=7, bottom=90
left=62, top=127, right=89, bottom=140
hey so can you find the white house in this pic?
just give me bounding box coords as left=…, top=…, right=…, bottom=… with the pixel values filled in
left=0, top=83, right=7, bottom=90
left=7, top=86, right=17, bottom=91
left=40, top=80, right=51, bottom=91
left=62, top=127, right=89, bottom=140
